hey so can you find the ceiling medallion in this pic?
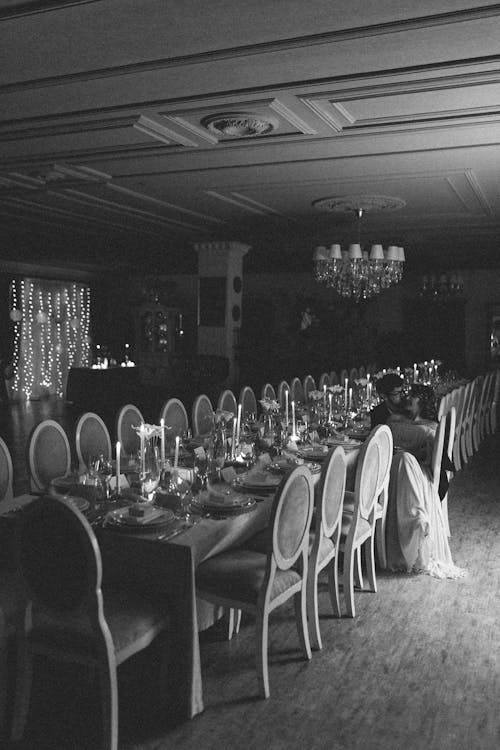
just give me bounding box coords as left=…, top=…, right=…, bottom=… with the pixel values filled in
left=312, top=194, right=406, bottom=214
left=201, top=112, right=278, bottom=138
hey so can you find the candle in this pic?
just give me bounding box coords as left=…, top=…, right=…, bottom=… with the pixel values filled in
left=174, top=436, right=180, bottom=470
left=396, top=366, right=401, bottom=375
left=285, top=389, right=289, bottom=427
left=367, top=382, right=372, bottom=404
left=367, top=373, right=370, bottom=383
left=140, top=424, right=145, bottom=476
left=344, top=378, right=348, bottom=411
left=328, top=392, right=333, bottom=421
left=413, top=363, right=418, bottom=383
left=115, top=441, right=121, bottom=493
left=236, top=403, right=242, bottom=445
left=349, top=387, right=353, bottom=410
left=160, top=418, right=165, bottom=466
left=231, top=417, right=237, bottom=460
left=292, top=400, right=296, bottom=438
left=323, top=383, right=327, bottom=408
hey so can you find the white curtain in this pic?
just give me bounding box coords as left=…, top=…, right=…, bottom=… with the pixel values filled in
left=9, top=277, right=91, bottom=400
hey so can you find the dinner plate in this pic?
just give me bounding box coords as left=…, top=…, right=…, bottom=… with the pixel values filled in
left=324, top=437, right=362, bottom=451
left=191, top=494, right=256, bottom=515
left=297, top=445, right=329, bottom=461
left=195, top=490, right=256, bottom=510
left=233, top=470, right=282, bottom=492
left=104, top=506, right=175, bottom=531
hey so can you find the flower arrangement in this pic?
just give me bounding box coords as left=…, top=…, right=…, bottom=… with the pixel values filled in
left=259, top=397, right=280, bottom=413
left=328, top=384, right=344, bottom=394
left=214, top=408, right=234, bottom=424
left=133, top=423, right=162, bottom=440
left=308, top=390, right=324, bottom=401
left=354, top=378, right=368, bottom=386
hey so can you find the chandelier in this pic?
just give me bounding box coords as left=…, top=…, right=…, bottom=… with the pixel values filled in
left=312, top=195, right=406, bottom=302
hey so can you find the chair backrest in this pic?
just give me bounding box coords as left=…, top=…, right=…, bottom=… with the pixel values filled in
left=340, top=369, right=349, bottom=385
left=159, top=398, right=189, bottom=438
left=261, top=383, right=276, bottom=401
left=349, top=368, right=359, bottom=383
left=192, top=394, right=214, bottom=437
left=373, top=424, right=393, bottom=497
left=303, top=375, right=316, bottom=401
left=269, top=465, right=314, bottom=572
left=27, top=419, right=71, bottom=492
left=358, top=366, right=366, bottom=378
left=75, top=412, right=112, bottom=471
left=314, top=446, right=346, bottom=540
left=217, top=389, right=237, bottom=416
left=330, top=371, right=339, bottom=386
left=348, top=427, right=382, bottom=529
left=431, top=407, right=456, bottom=495
left=239, top=386, right=257, bottom=418
left=318, top=372, right=330, bottom=389
left=277, top=381, right=290, bottom=410
left=0, top=435, right=14, bottom=506
left=19, top=495, right=108, bottom=637
left=290, top=377, right=305, bottom=405
left=116, top=404, right=144, bottom=456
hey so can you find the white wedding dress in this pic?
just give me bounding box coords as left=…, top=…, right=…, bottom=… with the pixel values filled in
left=386, top=420, right=465, bottom=579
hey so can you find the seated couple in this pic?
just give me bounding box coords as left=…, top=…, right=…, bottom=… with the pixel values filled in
left=371, top=374, right=465, bottom=580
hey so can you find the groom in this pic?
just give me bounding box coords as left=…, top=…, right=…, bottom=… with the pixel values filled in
left=370, top=373, right=407, bottom=428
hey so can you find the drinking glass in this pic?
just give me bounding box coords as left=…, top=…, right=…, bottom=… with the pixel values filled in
left=139, top=443, right=160, bottom=502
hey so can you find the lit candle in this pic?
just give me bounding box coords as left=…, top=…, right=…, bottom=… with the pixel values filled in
left=174, top=435, right=180, bottom=470
left=140, top=424, right=145, bottom=476
left=231, top=416, right=237, bottom=460
left=236, top=403, right=242, bottom=445
left=285, top=389, right=289, bottom=427
left=328, top=392, right=333, bottom=421
left=292, top=400, right=296, bottom=438
left=160, top=418, right=165, bottom=466
left=349, top=387, right=353, bottom=410
left=396, top=366, right=401, bottom=375
left=367, top=382, right=372, bottom=403
left=323, top=383, right=327, bottom=408
left=115, top=441, right=121, bottom=494
left=367, top=373, right=370, bottom=383
left=413, top=363, right=418, bottom=383
left=344, top=378, right=348, bottom=411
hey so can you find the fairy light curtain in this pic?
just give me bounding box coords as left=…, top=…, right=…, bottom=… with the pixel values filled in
left=9, top=278, right=91, bottom=400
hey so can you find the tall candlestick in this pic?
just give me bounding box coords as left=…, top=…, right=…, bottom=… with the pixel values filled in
left=328, top=392, right=333, bottom=421
left=344, top=378, right=348, bottom=412
left=367, top=382, right=372, bottom=404
left=174, top=436, right=180, bottom=470
left=160, top=418, right=165, bottom=466
left=323, top=383, right=327, bottom=409
left=140, top=424, right=145, bottom=476
left=231, top=417, right=237, bottom=460
left=115, top=441, right=121, bottom=493
left=236, top=403, right=242, bottom=445
left=349, top=387, right=353, bottom=410
left=285, top=389, right=289, bottom=427
left=292, top=400, right=296, bottom=438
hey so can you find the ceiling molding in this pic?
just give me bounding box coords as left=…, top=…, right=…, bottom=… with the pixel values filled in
left=107, top=183, right=226, bottom=225
left=0, top=0, right=102, bottom=22
left=2, top=4, right=500, bottom=93
left=268, top=98, right=317, bottom=135
left=133, top=114, right=200, bottom=148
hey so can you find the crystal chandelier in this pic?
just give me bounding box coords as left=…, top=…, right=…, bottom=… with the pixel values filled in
left=312, top=195, right=406, bottom=302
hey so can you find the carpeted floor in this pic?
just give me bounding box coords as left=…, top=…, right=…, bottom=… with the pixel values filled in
left=5, top=430, right=500, bottom=750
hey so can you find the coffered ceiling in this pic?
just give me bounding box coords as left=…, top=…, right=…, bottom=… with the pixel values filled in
left=1, top=0, right=500, bottom=274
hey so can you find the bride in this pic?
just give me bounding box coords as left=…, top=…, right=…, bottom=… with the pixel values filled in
left=385, top=385, right=465, bottom=579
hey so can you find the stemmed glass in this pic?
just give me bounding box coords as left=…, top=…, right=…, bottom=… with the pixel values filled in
left=139, top=444, right=160, bottom=502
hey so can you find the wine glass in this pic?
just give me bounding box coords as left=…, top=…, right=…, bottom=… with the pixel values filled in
left=139, top=444, right=160, bottom=502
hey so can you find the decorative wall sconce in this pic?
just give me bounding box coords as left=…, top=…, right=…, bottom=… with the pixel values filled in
left=420, top=272, right=465, bottom=300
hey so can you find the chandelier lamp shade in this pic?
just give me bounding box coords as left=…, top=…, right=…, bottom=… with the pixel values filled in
left=312, top=195, right=406, bottom=301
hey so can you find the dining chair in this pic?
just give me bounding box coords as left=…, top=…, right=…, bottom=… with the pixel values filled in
left=340, top=369, right=349, bottom=386
left=303, top=375, right=316, bottom=401
left=27, top=419, right=71, bottom=492
left=239, top=386, right=257, bottom=418
left=116, top=404, right=144, bottom=457
left=217, top=389, right=237, bottom=415
left=159, top=397, right=189, bottom=438
left=433, top=407, right=456, bottom=536
left=349, top=368, right=359, bottom=383
left=307, top=447, right=346, bottom=650
left=10, top=495, right=170, bottom=750
left=0, top=435, right=14, bottom=508
left=358, top=366, right=366, bottom=378
left=318, top=373, right=330, bottom=389
left=192, top=394, right=214, bottom=437
left=340, top=426, right=382, bottom=617
left=75, top=412, right=112, bottom=473
left=276, top=380, right=290, bottom=410
left=329, top=371, right=339, bottom=386
left=450, top=385, right=466, bottom=471
left=372, top=425, right=394, bottom=570
left=261, top=383, right=276, bottom=402
left=290, top=376, right=305, bottom=405
left=458, top=381, right=474, bottom=466
left=196, top=465, right=314, bottom=699
left=470, top=375, right=484, bottom=457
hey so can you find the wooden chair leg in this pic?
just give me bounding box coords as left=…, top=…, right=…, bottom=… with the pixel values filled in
left=326, top=556, right=341, bottom=618
left=343, top=545, right=356, bottom=618
left=376, top=517, right=387, bottom=570
left=306, top=565, right=321, bottom=651
left=226, top=608, right=236, bottom=641
left=365, top=536, right=377, bottom=593
left=255, top=608, right=270, bottom=699
left=354, top=546, right=363, bottom=589
left=295, top=587, right=312, bottom=662
left=98, top=656, right=119, bottom=750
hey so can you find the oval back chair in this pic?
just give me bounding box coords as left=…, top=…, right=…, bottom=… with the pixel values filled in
left=239, top=386, right=258, bottom=419
left=75, top=412, right=112, bottom=472
left=290, top=377, right=305, bottom=405
left=0, top=435, right=14, bottom=507
left=192, top=394, right=214, bottom=437
left=12, top=495, right=169, bottom=750
left=261, top=383, right=276, bottom=402
left=432, top=406, right=456, bottom=535
left=27, top=419, right=71, bottom=492
left=318, top=373, right=330, bottom=390
left=159, top=398, right=189, bottom=438
left=339, top=369, right=349, bottom=386
left=217, top=389, right=238, bottom=416
left=358, top=366, right=366, bottom=378
left=303, top=375, right=316, bottom=401
left=372, top=424, right=394, bottom=570
left=196, top=464, right=314, bottom=698
left=116, top=404, right=144, bottom=457
left=277, top=381, right=290, bottom=410
left=307, top=446, right=347, bottom=650
left=349, top=368, right=359, bottom=383
left=329, top=371, right=339, bottom=386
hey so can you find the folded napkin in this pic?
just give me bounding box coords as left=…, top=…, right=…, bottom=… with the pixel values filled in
left=242, top=469, right=281, bottom=486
